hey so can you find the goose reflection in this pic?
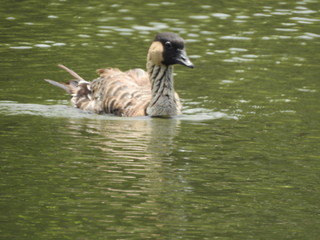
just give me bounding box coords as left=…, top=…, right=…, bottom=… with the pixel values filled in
left=66, top=116, right=181, bottom=163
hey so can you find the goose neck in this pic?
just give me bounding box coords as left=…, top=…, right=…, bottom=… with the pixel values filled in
left=146, top=64, right=180, bottom=116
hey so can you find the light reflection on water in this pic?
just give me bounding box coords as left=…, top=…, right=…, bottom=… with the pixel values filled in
left=2, top=0, right=319, bottom=51
left=0, top=101, right=237, bottom=121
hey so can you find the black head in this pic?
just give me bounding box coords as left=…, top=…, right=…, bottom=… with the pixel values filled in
left=148, top=32, right=194, bottom=68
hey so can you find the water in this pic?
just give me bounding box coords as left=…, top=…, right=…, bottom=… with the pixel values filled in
left=1, top=0, right=320, bottom=239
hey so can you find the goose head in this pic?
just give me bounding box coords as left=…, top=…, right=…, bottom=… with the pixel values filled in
left=147, top=32, right=194, bottom=68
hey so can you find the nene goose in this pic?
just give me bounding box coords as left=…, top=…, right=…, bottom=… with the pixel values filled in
left=45, top=32, right=194, bottom=117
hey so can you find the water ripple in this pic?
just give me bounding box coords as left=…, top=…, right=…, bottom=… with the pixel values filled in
left=223, top=57, right=254, bottom=63
left=290, top=17, right=320, bottom=24
left=9, top=46, right=33, bottom=50
left=189, top=15, right=210, bottom=20
left=0, top=101, right=236, bottom=122
left=220, top=36, right=251, bottom=40
left=211, top=13, right=231, bottom=19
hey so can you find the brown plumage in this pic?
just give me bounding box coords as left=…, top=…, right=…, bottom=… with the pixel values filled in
left=45, top=32, right=194, bottom=117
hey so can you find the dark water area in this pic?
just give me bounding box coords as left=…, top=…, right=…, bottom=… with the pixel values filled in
left=1, top=0, right=320, bottom=239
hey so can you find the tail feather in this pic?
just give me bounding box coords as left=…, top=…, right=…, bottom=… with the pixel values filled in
left=45, top=64, right=88, bottom=94
left=45, top=65, right=94, bottom=111
left=45, top=79, right=71, bottom=93
left=58, top=64, right=85, bottom=82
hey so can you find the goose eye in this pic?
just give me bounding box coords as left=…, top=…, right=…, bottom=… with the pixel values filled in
left=165, top=41, right=173, bottom=49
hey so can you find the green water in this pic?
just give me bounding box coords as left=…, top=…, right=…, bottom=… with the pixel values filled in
left=1, top=0, right=320, bottom=239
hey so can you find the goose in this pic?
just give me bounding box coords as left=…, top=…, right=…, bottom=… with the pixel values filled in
left=45, top=32, right=194, bottom=117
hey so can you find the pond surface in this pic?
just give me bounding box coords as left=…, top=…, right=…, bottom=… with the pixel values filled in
left=1, top=0, right=320, bottom=239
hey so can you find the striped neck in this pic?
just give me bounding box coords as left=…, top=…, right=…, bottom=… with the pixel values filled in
left=146, top=63, right=180, bottom=117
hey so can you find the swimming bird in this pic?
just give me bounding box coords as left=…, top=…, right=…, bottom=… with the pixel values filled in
left=45, top=32, right=194, bottom=117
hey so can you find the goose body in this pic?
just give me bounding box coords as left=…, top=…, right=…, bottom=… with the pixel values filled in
left=45, top=32, right=194, bottom=117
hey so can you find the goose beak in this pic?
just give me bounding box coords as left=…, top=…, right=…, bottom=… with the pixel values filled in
left=176, top=49, right=194, bottom=68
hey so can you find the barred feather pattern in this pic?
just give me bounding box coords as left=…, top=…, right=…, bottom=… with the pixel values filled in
left=46, top=63, right=181, bottom=117
left=76, top=67, right=152, bottom=117
left=147, top=64, right=181, bottom=116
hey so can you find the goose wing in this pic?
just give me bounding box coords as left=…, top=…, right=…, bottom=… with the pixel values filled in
left=46, top=65, right=152, bottom=117
left=88, top=67, right=151, bottom=116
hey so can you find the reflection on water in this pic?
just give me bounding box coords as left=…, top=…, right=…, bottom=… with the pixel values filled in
left=67, top=112, right=181, bottom=160
left=0, top=101, right=182, bottom=159
left=0, top=101, right=237, bottom=120
left=2, top=0, right=320, bottom=52
left=1, top=0, right=320, bottom=239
